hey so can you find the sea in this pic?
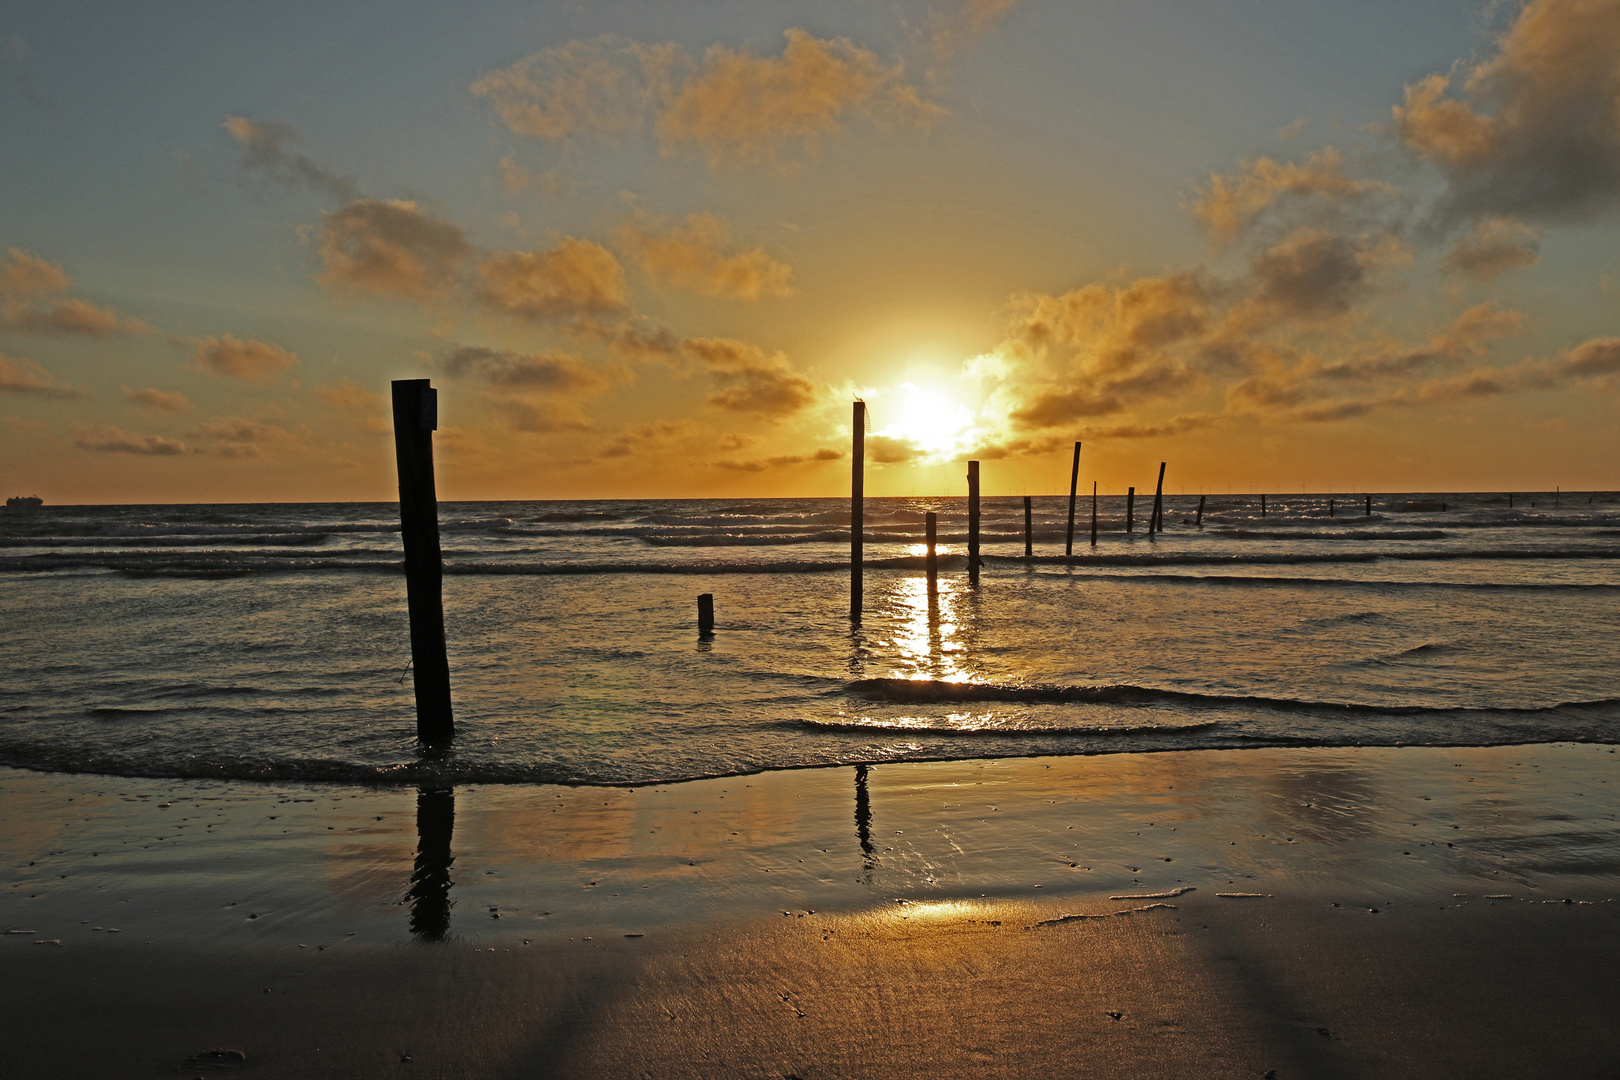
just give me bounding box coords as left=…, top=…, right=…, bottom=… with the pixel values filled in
left=2, top=492, right=1617, bottom=787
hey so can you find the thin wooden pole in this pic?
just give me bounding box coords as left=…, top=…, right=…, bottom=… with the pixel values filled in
left=1261, top=493, right=1267, bottom=517
left=1329, top=498, right=1336, bottom=518
left=967, top=460, right=981, bottom=584
left=1126, top=487, right=1135, bottom=532
left=1090, top=481, right=1098, bottom=547
left=1064, top=441, right=1081, bottom=556
left=925, top=511, right=938, bottom=595
left=1366, top=494, right=1372, bottom=516
left=1149, top=461, right=1166, bottom=535
left=1023, top=496, right=1033, bottom=557
left=1196, top=494, right=1205, bottom=526
left=391, top=379, right=453, bottom=742
left=697, top=593, right=714, bottom=632
left=851, top=401, right=864, bottom=622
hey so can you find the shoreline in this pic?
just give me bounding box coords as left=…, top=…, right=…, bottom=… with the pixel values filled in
left=5, top=743, right=1619, bottom=1077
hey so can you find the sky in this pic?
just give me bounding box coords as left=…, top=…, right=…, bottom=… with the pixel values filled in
left=2, top=0, right=1618, bottom=503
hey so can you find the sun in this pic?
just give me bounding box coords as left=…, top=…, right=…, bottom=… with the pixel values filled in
left=877, top=382, right=975, bottom=458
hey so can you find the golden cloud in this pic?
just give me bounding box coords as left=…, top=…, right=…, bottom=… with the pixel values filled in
left=123, top=386, right=192, bottom=412
left=614, top=210, right=794, bottom=300
left=0, top=248, right=149, bottom=337
left=190, top=334, right=298, bottom=384
left=0, top=353, right=84, bottom=398
left=1190, top=148, right=1392, bottom=241
left=682, top=336, right=816, bottom=418
left=1440, top=217, right=1541, bottom=281
left=474, top=30, right=941, bottom=172
left=318, top=199, right=473, bottom=302
left=73, top=423, right=190, bottom=455
left=476, top=238, right=629, bottom=326
left=0, top=248, right=69, bottom=296
left=1395, top=0, right=1620, bottom=222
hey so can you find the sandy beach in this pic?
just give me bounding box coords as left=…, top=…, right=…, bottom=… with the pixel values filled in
left=4, top=743, right=1618, bottom=1078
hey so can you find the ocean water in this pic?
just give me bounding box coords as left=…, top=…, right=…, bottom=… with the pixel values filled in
left=1, top=493, right=1616, bottom=786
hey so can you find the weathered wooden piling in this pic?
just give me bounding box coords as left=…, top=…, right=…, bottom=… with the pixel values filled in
left=1509, top=493, right=1514, bottom=508
left=1090, top=481, right=1098, bottom=547
left=1149, top=461, right=1166, bottom=535
left=1366, top=494, right=1372, bottom=515
left=697, top=593, right=714, bottom=632
left=1196, top=494, right=1205, bottom=526
left=1064, top=441, right=1081, bottom=556
left=391, top=378, right=453, bottom=742
left=1329, top=498, right=1336, bottom=517
left=925, top=511, right=938, bottom=595
left=1024, top=496, right=1033, bottom=557
left=967, top=460, right=981, bottom=584
left=1126, top=487, right=1135, bottom=532
left=1261, top=493, right=1267, bottom=516
left=851, top=401, right=865, bottom=622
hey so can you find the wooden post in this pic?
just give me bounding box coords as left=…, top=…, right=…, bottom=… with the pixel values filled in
left=1024, top=496, right=1033, bottom=557
left=925, top=511, right=938, bottom=595
left=1090, top=481, right=1098, bottom=547
left=697, top=593, right=714, bottom=632
left=391, top=379, right=453, bottom=742
left=1064, top=441, right=1081, bottom=556
left=1366, top=494, right=1372, bottom=515
left=967, top=460, right=981, bottom=584
left=1260, top=493, right=1266, bottom=517
left=1149, top=461, right=1165, bottom=535
left=1196, top=494, right=1205, bottom=526
left=851, top=401, right=864, bottom=622
left=1329, top=498, right=1336, bottom=518
left=1508, top=493, right=1514, bottom=509
left=1126, top=487, right=1135, bottom=532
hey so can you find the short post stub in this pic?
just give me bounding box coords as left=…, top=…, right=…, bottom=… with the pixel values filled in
left=1196, top=494, right=1205, bottom=527
left=1261, top=493, right=1267, bottom=516
left=1367, top=494, right=1373, bottom=515
left=1023, top=495, right=1033, bottom=558
left=391, top=378, right=453, bottom=742
left=698, top=593, right=715, bottom=633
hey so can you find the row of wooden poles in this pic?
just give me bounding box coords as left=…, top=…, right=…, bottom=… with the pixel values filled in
left=391, top=383, right=1388, bottom=740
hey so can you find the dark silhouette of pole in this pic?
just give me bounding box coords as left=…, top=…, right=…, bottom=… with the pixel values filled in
left=1126, top=487, right=1136, bottom=532
left=1064, top=441, right=1081, bottom=556
left=967, top=460, right=981, bottom=584
left=1090, top=481, right=1098, bottom=547
left=391, top=379, right=453, bottom=742
left=925, top=511, right=938, bottom=595
left=851, top=401, right=864, bottom=622
left=697, top=593, right=714, bottom=633
left=1261, top=493, right=1267, bottom=517
left=1196, top=494, right=1206, bottom=526
left=406, top=786, right=454, bottom=940
left=1149, top=461, right=1166, bottom=535
left=1366, top=494, right=1373, bottom=515
left=1023, top=496, right=1033, bottom=557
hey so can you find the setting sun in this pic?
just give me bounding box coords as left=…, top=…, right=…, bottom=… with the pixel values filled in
left=876, top=382, right=978, bottom=462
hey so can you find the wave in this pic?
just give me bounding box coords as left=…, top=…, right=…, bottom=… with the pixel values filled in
left=841, top=677, right=1620, bottom=718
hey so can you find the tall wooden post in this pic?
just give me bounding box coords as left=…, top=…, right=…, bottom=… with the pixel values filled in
left=1090, top=481, right=1098, bottom=547
left=851, top=401, right=864, bottom=622
left=1126, top=487, right=1135, bottom=532
left=697, top=593, right=715, bottom=632
left=1149, top=461, right=1166, bottom=535
left=1367, top=494, right=1373, bottom=515
left=392, top=379, right=453, bottom=742
left=1023, top=496, right=1033, bottom=557
left=1261, top=493, right=1267, bottom=517
left=967, top=460, right=981, bottom=584
left=1196, top=494, right=1205, bottom=526
left=1064, top=441, right=1081, bottom=556
left=925, top=511, right=938, bottom=595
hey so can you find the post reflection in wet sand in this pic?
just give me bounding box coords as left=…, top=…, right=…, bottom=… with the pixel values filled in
left=406, top=787, right=455, bottom=941
left=854, top=764, right=875, bottom=876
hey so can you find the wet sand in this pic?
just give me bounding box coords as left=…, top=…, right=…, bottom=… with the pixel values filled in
left=3, top=744, right=1618, bottom=1078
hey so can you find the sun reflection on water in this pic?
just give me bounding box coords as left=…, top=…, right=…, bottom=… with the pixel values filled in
left=884, top=574, right=970, bottom=683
